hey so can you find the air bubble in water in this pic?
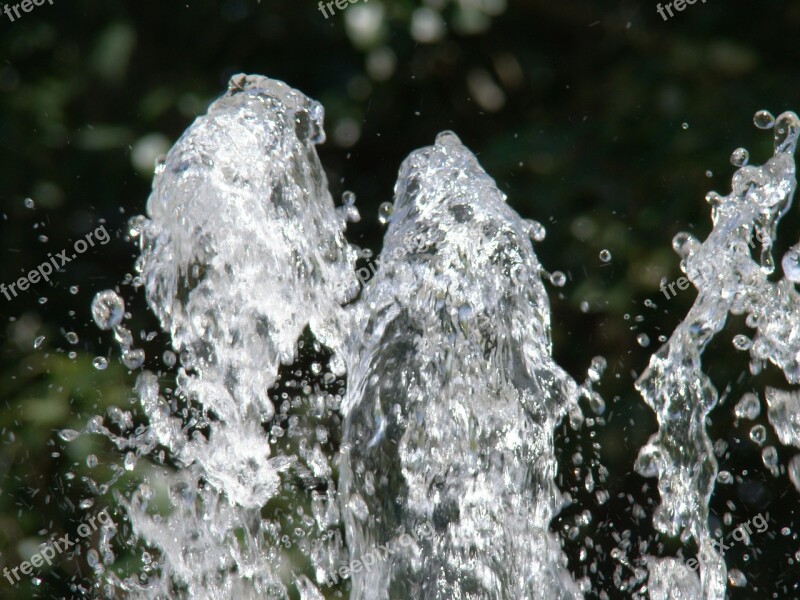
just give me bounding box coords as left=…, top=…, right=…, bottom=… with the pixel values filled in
left=378, top=202, right=394, bottom=225
left=65, top=332, right=79, bottom=345
left=24, top=197, right=35, bottom=209
left=754, top=110, right=776, bottom=130
left=93, top=356, right=108, bottom=370
left=636, top=333, right=650, bottom=347
left=69, top=285, right=79, bottom=295
left=92, top=291, right=125, bottom=330
left=599, top=249, right=612, bottom=263
left=33, top=335, right=46, bottom=349
left=730, top=147, right=749, bottom=167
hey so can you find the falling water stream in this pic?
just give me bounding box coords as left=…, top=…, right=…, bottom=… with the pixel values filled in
left=79, top=76, right=800, bottom=599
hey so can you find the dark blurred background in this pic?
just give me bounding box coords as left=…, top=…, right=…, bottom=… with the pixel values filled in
left=1, top=0, right=800, bottom=598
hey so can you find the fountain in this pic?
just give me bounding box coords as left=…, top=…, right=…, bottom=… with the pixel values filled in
left=82, top=75, right=799, bottom=599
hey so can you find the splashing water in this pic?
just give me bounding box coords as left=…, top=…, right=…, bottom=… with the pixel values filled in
left=635, top=111, right=800, bottom=598
left=82, top=75, right=800, bottom=600
left=105, top=75, right=359, bottom=598
left=340, top=131, right=584, bottom=599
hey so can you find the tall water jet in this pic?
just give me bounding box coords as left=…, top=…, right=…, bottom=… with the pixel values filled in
left=115, top=75, right=359, bottom=597
left=340, top=132, right=584, bottom=599
left=637, top=111, right=800, bottom=599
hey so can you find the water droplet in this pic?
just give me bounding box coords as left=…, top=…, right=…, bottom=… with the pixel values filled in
left=92, top=291, right=125, bottom=330
left=121, top=348, right=145, bottom=370
left=33, top=335, right=46, bottom=349
left=734, top=393, right=760, bottom=420
left=113, top=326, right=133, bottom=348
left=636, top=333, right=650, bottom=347
left=732, top=334, right=752, bottom=351
left=782, top=244, right=800, bottom=283
left=588, top=356, right=606, bottom=382
left=730, top=147, right=749, bottom=167
left=124, top=452, right=137, bottom=471
left=788, top=455, right=800, bottom=493
left=378, top=202, right=394, bottom=225
left=342, top=191, right=356, bottom=207
left=24, top=197, right=35, bottom=209
left=762, top=445, right=779, bottom=469
left=754, top=110, right=776, bottom=130
left=599, top=249, right=612, bottom=263
left=58, top=429, right=80, bottom=442
left=717, top=470, right=733, bottom=484
left=128, top=215, right=147, bottom=238
left=550, top=271, right=566, bottom=287
left=93, top=356, right=108, bottom=370
left=163, top=350, right=177, bottom=367
left=728, top=568, right=747, bottom=588
left=527, top=219, right=546, bottom=242
left=588, top=392, right=605, bottom=415
left=672, top=231, right=698, bottom=258
left=750, top=424, right=767, bottom=446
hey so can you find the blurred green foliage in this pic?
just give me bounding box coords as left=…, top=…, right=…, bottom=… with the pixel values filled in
left=1, top=0, right=800, bottom=597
